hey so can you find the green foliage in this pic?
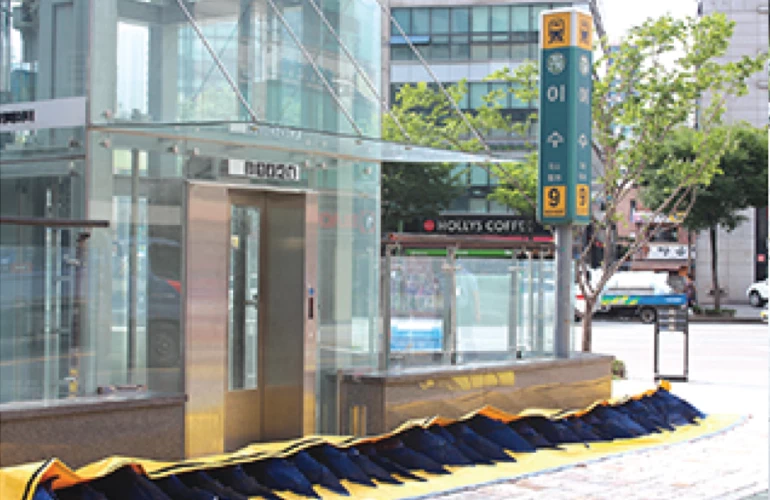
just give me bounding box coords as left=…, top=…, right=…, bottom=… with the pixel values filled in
left=643, top=125, right=768, bottom=232
left=382, top=79, right=535, bottom=227
left=381, top=162, right=463, bottom=232
left=489, top=14, right=766, bottom=351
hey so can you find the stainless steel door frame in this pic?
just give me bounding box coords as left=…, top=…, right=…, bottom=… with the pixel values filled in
left=184, top=181, right=317, bottom=457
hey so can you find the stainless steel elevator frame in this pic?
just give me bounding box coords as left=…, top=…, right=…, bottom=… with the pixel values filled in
left=184, top=181, right=317, bottom=457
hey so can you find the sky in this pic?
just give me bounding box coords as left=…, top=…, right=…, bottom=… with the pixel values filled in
left=601, top=0, right=700, bottom=43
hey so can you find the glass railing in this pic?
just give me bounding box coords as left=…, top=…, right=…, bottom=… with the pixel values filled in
left=382, top=251, right=558, bottom=370
left=0, top=220, right=183, bottom=405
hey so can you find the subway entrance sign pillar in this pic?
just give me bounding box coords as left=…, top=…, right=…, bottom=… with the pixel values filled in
left=538, top=8, right=593, bottom=357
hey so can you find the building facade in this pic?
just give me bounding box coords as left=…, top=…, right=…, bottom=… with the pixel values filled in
left=383, top=0, right=601, bottom=214
left=696, top=0, right=769, bottom=303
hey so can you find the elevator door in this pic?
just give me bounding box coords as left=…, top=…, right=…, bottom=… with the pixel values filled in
left=224, top=196, right=265, bottom=451
left=186, top=184, right=316, bottom=456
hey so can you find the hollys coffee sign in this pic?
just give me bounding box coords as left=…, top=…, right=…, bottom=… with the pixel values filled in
left=421, top=214, right=550, bottom=238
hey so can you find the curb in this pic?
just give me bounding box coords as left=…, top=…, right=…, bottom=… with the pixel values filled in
left=688, top=316, right=763, bottom=324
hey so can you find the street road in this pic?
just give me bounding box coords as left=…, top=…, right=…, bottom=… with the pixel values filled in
left=585, top=321, right=769, bottom=417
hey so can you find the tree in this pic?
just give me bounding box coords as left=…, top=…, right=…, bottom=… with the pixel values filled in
left=382, top=79, right=536, bottom=229
left=489, top=13, right=766, bottom=351
left=643, top=125, right=768, bottom=310
left=381, top=162, right=463, bottom=232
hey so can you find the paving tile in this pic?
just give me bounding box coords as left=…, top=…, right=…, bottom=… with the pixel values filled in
left=428, top=417, right=769, bottom=499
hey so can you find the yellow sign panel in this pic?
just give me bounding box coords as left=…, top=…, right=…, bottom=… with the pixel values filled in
left=543, top=186, right=567, bottom=218
left=577, top=13, right=593, bottom=50
left=576, top=184, right=590, bottom=216
left=542, top=12, right=571, bottom=49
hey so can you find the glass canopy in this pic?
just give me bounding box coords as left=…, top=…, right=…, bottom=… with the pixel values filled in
left=91, top=121, right=511, bottom=165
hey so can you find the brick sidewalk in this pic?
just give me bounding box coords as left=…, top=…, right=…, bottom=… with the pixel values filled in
left=430, top=416, right=768, bottom=500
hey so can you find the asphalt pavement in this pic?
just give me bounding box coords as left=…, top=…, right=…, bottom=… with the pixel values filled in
left=430, top=320, right=769, bottom=499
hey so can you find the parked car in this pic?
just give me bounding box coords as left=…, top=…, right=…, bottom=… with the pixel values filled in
left=746, top=279, right=768, bottom=307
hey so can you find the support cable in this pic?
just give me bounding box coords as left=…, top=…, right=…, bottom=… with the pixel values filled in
left=373, top=0, right=493, bottom=155
left=175, top=0, right=260, bottom=122
left=264, top=0, right=364, bottom=136
left=304, top=0, right=411, bottom=142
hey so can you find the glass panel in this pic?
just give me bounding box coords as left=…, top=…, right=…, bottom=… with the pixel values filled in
left=229, top=204, right=260, bottom=390
left=469, top=197, right=487, bottom=213
left=490, top=43, right=509, bottom=60
left=512, top=6, right=530, bottom=31
left=456, top=259, right=512, bottom=357
left=511, top=43, right=530, bottom=60
left=491, top=82, right=509, bottom=107
left=412, top=8, right=430, bottom=35
left=392, top=8, right=411, bottom=34
left=391, top=46, right=413, bottom=61
left=116, top=22, right=149, bottom=121
left=471, top=43, right=489, bottom=60
left=510, top=83, right=528, bottom=108
left=431, top=8, right=450, bottom=34
left=431, top=44, right=450, bottom=61
left=531, top=5, right=550, bottom=31
left=388, top=256, right=446, bottom=367
left=469, top=82, right=487, bottom=108
left=470, top=165, right=489, bottom=185
left=451, top=8, right=469, bottom=33
left=0, top=224, right=110, bottom=403
left=491, top=6, right=510, bottom=32
left=471, top=7, right=489, bottom=33
left=451, top=43, right=470, bottom=61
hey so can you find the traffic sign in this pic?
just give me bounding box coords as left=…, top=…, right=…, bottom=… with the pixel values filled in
left=538, top=8, right=593, bottom=226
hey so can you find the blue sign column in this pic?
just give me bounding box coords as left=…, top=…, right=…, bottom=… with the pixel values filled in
left=538, top=8, right=593, bottom=358
left=538, top=9, right=593, bottom=226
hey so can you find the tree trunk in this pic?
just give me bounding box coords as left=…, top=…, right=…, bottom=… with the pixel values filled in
left=710, top=226, right=720, bottom=310
left=581, top=299, right=595, bottom=352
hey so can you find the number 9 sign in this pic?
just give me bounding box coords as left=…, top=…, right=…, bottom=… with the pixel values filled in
left=542, top=186, right=566, bottom=217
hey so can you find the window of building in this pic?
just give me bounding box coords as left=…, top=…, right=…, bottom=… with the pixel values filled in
left=392, top=8, right=411, bottom=34
left=472, top=6, right=490, bottom=32
left=451, top=42, right=470, bottom=61
left=470, top=165, right=489, bottom=186
left=412, top=8, right=430, bottom=35
left=469, top=197, right=488, bottom=213
left=490, top=82, right=509, bottom=107
left=469, top=82, right=487, bottom=108
left=489, top=199, right=512, bottom=213
left=451, top=8, right=470, bottom=33
left=431, top=8, right=450, bottom=34
left=531, top=5, right=550, bottom=31
left=490, top=43, right=510, bottom=60
left=471, top=43, right=489, bottom=60
left=491, top=6, right=510, bottom=32
left=650, top=227, right=679, bottom=243
left=511, top=6, right=530, bottom=32
left=391, top=45, right=413, bottom=61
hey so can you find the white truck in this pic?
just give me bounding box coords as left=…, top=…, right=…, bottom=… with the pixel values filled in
left=575, top=271, right=686, bottom=324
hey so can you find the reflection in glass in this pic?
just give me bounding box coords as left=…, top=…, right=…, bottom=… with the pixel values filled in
left=229, top=205, right=260, bottom=390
